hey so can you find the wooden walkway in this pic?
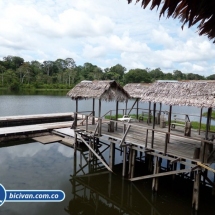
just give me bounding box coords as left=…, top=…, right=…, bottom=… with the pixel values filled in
left=77, top=120, right=213, bottom=162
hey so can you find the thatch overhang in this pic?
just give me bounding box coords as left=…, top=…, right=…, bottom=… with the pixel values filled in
left=67, top=80, right=130, bottom=102
left=140, top=81, right=215, bottom=108
left=128, top=0, right=215, bottom=43
left=123, top=83, right=151, bottom=99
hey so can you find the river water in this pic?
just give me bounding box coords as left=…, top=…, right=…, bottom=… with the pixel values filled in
left=0, top=92, right=215, bottom=215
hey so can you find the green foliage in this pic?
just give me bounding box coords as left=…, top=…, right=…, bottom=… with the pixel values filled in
left=0, top=55, right=211, bottom=93
left=125, top=68, right=151, bottom=83
left=202, top=111, right=215, bottom=119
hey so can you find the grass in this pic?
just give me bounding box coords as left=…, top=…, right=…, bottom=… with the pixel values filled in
left=203, top=111, right=215, bottom=119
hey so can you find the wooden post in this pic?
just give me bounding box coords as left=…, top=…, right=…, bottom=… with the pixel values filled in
left=129, top=147, right=136, bottom=179
left=192, top=171, right=201, bottom=211
left=151, top=103, right=156, bottom=148
left=199, top=107, right=203, bottom=135
left=98, top=99, right=101, bottom=118
left=88, top=138, right=93, bottom=161
left=205, top=107, right=212, bottom=140
left=92, top=98, right=95, bottom=125
left=74, top=99, right=78, bottom=127
left=125, top=100, right=128, bottom=115
left=122, top=146, right=127, bottom=177
left=98, top=99, right=102, bottom=136
left=109, top=142, right=115, bottom=170
left=152, top=156, right=160, bottom=192
left=158, top=103, right=162, bottom=124
left=85, top=115, right=88, bottom=132
left=116, top=101, right=119, bottom=131
left=148, top=101, right=151, bottom=124
left=167, top=105, right=172, bottom=143
left=136, top=99, right=139, bottom=120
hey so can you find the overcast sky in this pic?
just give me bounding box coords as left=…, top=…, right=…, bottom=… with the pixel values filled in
left=0, top=0, right=215, bottom=76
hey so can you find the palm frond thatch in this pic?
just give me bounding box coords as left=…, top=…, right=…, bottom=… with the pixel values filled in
left=67, top=80, right=130, bottom=102
left=128, top=0, right=215, bottom=43
left=123, top=83, right=151, bottom=98
left=140, top=81, right=215, bottom=108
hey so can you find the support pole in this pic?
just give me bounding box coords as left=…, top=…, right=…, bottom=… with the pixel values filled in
left=205, top=107, right=212, bottom=140
left=128, top=147, right=136, bottom=179
left=148, top=101, right=151, bottom=124
left=199, top=107, right=203, bottom=135
left=122, top=146, right=127, bottom=177
left=74, top=99, right=78, bottom=128
left=109, top=142, right=115, bottom=170
left=192, top=171, right=201, bottom=211
left=125, top=100, right=128, bottom=115
left=136, top=99, right=139, bottom=120
left=116, top=101, right=119, bottom=131
left=167, top=105, right=172, bottom=143
left=98, top=99, right=102, bottom=136
left=152, top=156, right=160, bottom=192
left=151, top=103, right=156, bottom=148
left=92, top=98, right=95, bottom=125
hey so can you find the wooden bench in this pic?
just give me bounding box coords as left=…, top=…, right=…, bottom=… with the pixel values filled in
left=118, top=115, right=133, bottom=123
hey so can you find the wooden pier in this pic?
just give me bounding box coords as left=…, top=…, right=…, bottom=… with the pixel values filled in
left=59, top=110, right=215, bottom=211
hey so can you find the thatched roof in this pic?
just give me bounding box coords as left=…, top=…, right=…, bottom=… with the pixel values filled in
left=140, top=81, right=215, bottom=108
left=123, top=83, right=151, bottom=99
left=128, top=0, right=215, bottom=43
left=67, top=80, right=130, bottom=102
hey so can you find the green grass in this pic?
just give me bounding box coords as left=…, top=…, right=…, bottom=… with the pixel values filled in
left=203, top=111, right=215, bottom=119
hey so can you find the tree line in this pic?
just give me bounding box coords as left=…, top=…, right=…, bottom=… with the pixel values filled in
left=0, top=55, right=213, bottom=91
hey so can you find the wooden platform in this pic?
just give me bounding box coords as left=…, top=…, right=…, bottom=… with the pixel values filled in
left=33, top=135, right=63, bottom=144
left=77, top=120, right=214, bottom=162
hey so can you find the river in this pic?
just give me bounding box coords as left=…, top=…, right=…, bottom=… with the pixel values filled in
left=0, top=92, right=214, bottom=215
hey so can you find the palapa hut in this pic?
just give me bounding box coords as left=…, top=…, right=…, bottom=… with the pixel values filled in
left=140, top=81, right=215, bottom=138
left=67, top=80, right=130, bottom=127
left=128, top=0, right=215, bottom=43
left=123, top=83, right=151, bottom=118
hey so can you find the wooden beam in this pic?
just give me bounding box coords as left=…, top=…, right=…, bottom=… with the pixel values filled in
left=79, top=136, right=113, bottom=172
left=120, top=124, right=131, bottom=147
left=197, top=161, right=215, bottom=174
left=128, top=98, right=138, bottom=115
left=130, top=168, right=193, bottom=181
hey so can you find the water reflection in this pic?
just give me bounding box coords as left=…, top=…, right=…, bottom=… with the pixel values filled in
left=0, top=139, right=215, bottom=214
left=66, top=149, right=215, bottom=215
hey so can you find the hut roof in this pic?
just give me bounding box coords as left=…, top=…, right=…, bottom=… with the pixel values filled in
left=123, top=83, right=151, bottom=99
left=128, top=0, right=215, bottom=43
left=140, top=81, right=215, bottom=108
left=67, top=80, right=130, bottom=102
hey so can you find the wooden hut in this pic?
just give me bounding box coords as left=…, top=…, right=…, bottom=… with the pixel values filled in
left=128, top=0, right=215, bottom=43
left=67, top=80, right=130, bottom=131
left=123, top=83, right=151, bottom=119
left=140, top=81, right=215, bottom=138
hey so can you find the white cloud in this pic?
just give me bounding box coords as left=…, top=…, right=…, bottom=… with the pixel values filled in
left=0, top=0, right=214, bottom=76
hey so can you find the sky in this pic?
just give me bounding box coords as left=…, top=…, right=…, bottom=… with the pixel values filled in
left=0, top=0, right=215, bottom=76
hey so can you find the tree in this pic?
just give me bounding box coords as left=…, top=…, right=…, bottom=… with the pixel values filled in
left=17, top=63, right=31, bottom=84
left=173, top=70, right=185, bottom=80
left=149, top=68, right=164, bottom=81
left=125, top=69, right=151, bottom=83
left=0, top=65, right=6, bottom=86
